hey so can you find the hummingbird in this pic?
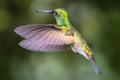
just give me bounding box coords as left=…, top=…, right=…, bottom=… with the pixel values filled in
left=14, top=8, right=101, bottom=75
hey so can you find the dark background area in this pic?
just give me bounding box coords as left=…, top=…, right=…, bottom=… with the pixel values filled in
left=0, top=0, right=120, bottom=80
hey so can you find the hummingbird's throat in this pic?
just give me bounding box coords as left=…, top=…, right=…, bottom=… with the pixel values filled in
left=55, top=17, right=71, bottom=26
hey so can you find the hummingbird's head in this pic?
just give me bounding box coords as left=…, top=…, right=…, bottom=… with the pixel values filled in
left=54, top=8, right=68, bottom=19
left=36, top=8, right=71, bottom=26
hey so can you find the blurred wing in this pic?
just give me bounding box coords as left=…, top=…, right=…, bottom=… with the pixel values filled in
left=15, top=24, right=74, bottom=45
left=14, top=24, right=74, bottom=52
left=19, top=39, right=67, bottom=52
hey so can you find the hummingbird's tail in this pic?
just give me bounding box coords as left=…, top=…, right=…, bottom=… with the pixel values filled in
left=77, top=47, right=102, bottom=75
left=89, top=57, right=102, bottom=75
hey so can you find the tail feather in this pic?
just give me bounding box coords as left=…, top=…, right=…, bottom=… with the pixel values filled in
left=90, top=57, right=102, bottom=75
left=77, top=47, right=102, bottom=75
left=72, top=46, right=101, bottom=75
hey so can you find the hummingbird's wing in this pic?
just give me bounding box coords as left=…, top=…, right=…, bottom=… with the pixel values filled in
left=19, top=39, right=67, bottom=52
left=14, top=24, right=74, bottom=52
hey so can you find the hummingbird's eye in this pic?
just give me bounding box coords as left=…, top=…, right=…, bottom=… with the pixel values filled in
left=54, top=11, right=58, bottom=15
left=49, top=11, right=58, bottom=15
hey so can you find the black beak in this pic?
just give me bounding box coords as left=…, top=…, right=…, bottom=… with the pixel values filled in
left=36, top=10, right=55, bottom=14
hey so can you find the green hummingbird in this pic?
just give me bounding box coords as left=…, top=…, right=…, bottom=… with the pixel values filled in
left=14, top=8, right=101, bottom=75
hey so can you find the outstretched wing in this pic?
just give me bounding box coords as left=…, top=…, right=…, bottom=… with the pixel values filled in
left=14, top=24, right=74, bottom=52
left=19, top=39, right=67, bottom=52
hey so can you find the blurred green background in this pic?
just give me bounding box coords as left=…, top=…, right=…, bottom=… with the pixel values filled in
left=0, top=0, right=120, bottom=80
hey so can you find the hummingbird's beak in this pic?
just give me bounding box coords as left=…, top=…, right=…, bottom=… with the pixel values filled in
left=36, top=10, right=54, bottom=14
